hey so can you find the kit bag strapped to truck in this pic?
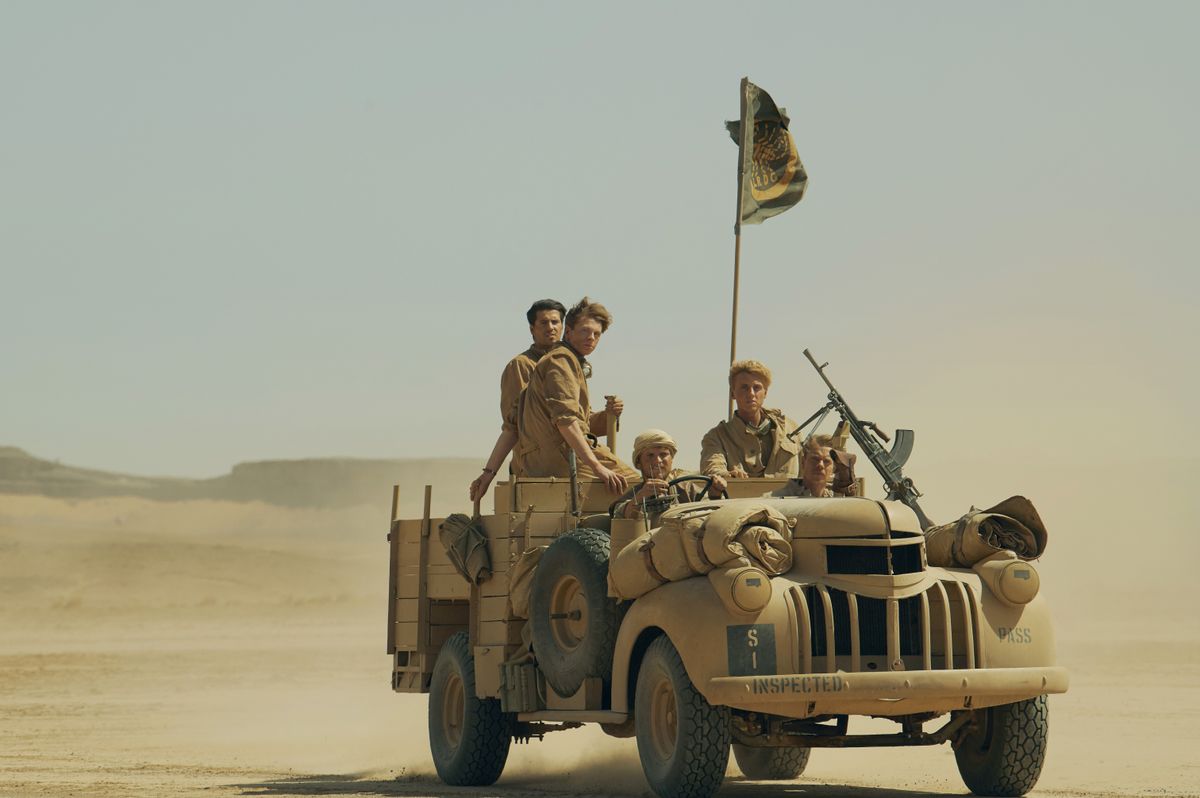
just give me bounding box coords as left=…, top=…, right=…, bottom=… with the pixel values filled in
left=507, top=545, right=545, bottom=619
left=609, top=501, right=794, bottom=601
left=437, top=512, right=492, bottom=585
left=830, top=448, right=858, bottom=496
left=924, top=495, right=1049, bottom=568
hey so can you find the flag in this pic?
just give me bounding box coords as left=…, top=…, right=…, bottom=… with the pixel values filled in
left=725, top=79, right=807, bottom=226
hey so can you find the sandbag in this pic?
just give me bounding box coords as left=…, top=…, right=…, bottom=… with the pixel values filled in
left=924, top=495, right=1048, bottom=568
left=437, top=513, right=492, bottom=585
left=507, top=546, right=545, bottom=618
left=609, top=532, right=668, bottom=600
left=660, top=502, right=722, bottom=574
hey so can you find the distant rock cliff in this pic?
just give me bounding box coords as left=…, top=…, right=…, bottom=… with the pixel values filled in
left=0, top=446, right=478, bottom=508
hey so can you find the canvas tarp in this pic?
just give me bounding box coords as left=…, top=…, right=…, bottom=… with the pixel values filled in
left=610, top=501, right=792, bottom=600
left=924, top=495, right=1048, bottom=568
left=437, top=513, right=492, bottom=585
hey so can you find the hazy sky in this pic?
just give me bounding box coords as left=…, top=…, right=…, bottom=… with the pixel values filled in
left=3, top=1, right=1197, bottom=478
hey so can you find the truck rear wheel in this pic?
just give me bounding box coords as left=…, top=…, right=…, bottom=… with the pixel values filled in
left=428, top=632, right=513, bottom=786
left=530, top=527, right=624, bottom=697
left=635, top=635, right=730, bottom=798
left=732, top=743, right=810, bottom=780
left=954, top=695, right=1048, bottom=796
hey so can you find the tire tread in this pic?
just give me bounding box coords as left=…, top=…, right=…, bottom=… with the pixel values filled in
left=955, top=695, right=1048, bottom=797
left=428, top=632, right=512, bottom=786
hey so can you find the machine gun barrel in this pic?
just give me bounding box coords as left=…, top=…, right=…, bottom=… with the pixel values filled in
left=802, top=349, right=935, bottom=531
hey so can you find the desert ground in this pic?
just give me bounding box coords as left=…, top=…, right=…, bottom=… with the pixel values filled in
left=2, top=464, right=1198, bottom=798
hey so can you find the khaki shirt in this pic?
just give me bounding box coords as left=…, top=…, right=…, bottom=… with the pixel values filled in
left=499, top=344, right=550, bottom=433
left=514, top=342, right=637, bottom=482
left=609, top=468, right=707, bottom=519
left=770, top=480, right=834, bottom=498
left=700, top=408, right=800, bottom=479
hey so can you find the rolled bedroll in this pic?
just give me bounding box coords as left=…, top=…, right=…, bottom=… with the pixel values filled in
left=609, top=501, right=792, bottom=600
left=924, top=495, right=1048, bottom=568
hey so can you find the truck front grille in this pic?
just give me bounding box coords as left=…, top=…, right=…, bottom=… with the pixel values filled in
left=825, top=542, right=924, bottom=576
left=788, top=580, right=981, bottom=674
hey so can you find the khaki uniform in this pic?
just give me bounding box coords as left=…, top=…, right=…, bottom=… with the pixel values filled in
left=609, top=468, right=708, bottom=519
left=700, top=408, right=800, bottom=479
left=515, top=342, right=637, bottom=484
left=770, top=480, right=834, bottom=498
left=499, top=344, right=550, bottom=433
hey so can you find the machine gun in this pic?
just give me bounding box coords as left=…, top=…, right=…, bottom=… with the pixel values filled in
left=802, top=349, right=935, bottom=531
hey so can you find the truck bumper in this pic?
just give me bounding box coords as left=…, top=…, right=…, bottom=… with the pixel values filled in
left=706, top=665, right=1069, bottom=717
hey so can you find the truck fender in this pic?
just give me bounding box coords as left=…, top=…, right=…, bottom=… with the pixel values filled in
left=609, top=578, right=792, bottom=714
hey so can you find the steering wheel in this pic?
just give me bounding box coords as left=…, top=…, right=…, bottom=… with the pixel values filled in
left=667, top=474, right=726, bottom=500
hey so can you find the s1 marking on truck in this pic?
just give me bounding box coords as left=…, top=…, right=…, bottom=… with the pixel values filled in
left=751, top=674, right=846, bottom=695
left=726, top=624, right=777, bottom=676
left=997, top=626, right=1032, bottom=643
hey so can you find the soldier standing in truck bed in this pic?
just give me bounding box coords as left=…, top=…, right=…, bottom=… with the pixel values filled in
left=514, top=296, right=636, bottom=495
left=468, top=299, right=567, bottom=502
left=700, top=359, right=800, bottom=480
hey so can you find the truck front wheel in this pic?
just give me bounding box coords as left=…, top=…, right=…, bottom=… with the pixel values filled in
left=954, top=695, right=1048, bottom=796
left=635, top=635, right=730, bottom=798
left=428, top=632, right=513, bottom=786
left=732, top=743, right=810, bottom=780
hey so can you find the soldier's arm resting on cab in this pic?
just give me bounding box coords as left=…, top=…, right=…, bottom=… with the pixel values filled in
left=700, top=427, right=747, bottom=479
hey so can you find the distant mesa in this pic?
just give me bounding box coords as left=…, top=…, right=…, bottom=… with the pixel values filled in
left=0, top=446, right=476, bottom=508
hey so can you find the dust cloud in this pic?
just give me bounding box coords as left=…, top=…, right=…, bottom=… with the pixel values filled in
left=1, top=454, right=1197, bottom=797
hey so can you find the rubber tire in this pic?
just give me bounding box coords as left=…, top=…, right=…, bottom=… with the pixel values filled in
left=954, top=696, right=1049, bottom=796
left=530, top=527, right=624, bottom=697
left=428, top=632, right=513, bottom=786
left=635, top=635, right=730, bottom=798
left=732, top=743, right=810, bottom=780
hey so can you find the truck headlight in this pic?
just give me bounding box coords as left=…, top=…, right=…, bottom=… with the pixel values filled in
left=708, top=566, right=772, bottom=614
left=972, top=551, right=1040, bottom=607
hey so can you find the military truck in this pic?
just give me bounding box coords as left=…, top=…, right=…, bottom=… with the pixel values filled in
left=386, top=446, right=1068, bottom=798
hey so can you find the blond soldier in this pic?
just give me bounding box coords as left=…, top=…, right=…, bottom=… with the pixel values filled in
left=772, top=434, right=837, bottom=497
left=700, top=360, right=800, bottom=480
left=469, top=299, right=566, bottom=502
left=610, top=429, right=728, bottom=520
left=515, top=297, right=636, bottom=494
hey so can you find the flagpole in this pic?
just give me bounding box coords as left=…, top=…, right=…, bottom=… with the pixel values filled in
left=729, top=77, right=748, bottom=419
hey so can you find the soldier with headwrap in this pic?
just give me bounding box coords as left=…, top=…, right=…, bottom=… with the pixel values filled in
left=610, top=429, right=727, bottom=520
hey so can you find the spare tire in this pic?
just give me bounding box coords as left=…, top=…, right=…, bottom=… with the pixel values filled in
left=530, top=527, right=624, bottom=697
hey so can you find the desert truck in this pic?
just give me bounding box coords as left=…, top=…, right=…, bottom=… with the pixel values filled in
left=385, top=449, right=1067, bottom=798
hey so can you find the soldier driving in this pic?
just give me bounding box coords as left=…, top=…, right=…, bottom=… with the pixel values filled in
left=469, top=299, right=567, bottom=502
left=514, top=296, right=636, bottom=494
left=609, top=429, right=728, bottom=520
left=700, top=359, right=800, bottom=480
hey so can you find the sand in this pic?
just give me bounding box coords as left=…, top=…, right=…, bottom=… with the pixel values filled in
left=1, top=481, right=1197, bottom=798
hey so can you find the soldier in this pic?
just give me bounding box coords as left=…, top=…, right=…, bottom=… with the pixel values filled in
left=514, top=296, right=636, bottom=494
left=700, top=359, right=800, bottom=480
left=609, top=429, right=728, bottom=520
left=772, top=434, right=837, bottom=497
left=468, top=299, right=566, bottom=502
